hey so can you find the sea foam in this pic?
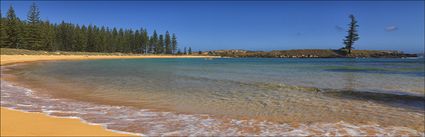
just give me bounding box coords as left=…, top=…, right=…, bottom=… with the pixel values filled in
left=1, top=80, right=423, bottom=136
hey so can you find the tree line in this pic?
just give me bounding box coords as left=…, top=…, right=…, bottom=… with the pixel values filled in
left=1, top=3, right=193, bottom=54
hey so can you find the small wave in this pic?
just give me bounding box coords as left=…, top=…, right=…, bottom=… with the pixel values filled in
left=320, top=88, right=425, bottom=111
left=1, top=80, right=423, bottom=136
left=16, top=104, right=33, bottom=107
left=325, top=68, right=424, bottom=77
left=162, top=75, right=425, bottom=111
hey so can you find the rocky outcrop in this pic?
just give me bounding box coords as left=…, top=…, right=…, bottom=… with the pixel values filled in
left=203, top=49, right=418, bottom=58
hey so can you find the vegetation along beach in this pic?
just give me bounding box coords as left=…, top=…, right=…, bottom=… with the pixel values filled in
left=1, top=1, right=424, bottom=136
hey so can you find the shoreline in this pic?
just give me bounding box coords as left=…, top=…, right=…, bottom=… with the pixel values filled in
left=0, top=54, right=217, bottom=136
left=206, top=49, right=418, bottom=58
left=1, top=55, right=424, bottom=136
left=0, top=55, right=220, bottom=66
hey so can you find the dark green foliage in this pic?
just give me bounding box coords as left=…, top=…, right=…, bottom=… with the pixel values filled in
left=4, top=6, right=24, bottom=49
left=74, top=25, right=87, bottom=51
left=26, top=2, right=42, bottom=50
left=150, top=30, right=158, bottom=54
left=0, top=4, right=178, bottom=54
left=141, top=28, right=149, bottom=54
left=171, top=33, right=177, bottom=54
left=40, top=21, right=55, bottom=51
left=1, top=48, right=138, bottom=55
left=0, top=11, right=7, bottom=48
left=342, top=14, right=359, bottom=54
left=165, top=31, right=171, bottom=54
left=183, top=47, right=187, bottom=55
left=158, top=34, right=164, bottom=54
left=188, top=47, right=192, bottom=54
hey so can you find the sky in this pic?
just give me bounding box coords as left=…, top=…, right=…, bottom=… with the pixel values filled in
left=1, top=1, right=424, bottom=53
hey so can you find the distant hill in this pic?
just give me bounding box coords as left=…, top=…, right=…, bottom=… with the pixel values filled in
left=202, top=49, right=418, bottom=58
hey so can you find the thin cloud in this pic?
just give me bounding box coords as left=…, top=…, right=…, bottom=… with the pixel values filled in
left=296, top=32, right=302, bottom=36
left=385, top=26, right=398, bottom=32
left=335, top=25, right=344, bottom=32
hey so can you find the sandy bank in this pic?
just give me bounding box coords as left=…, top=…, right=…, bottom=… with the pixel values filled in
left=0, top=55, right=220, bottom=66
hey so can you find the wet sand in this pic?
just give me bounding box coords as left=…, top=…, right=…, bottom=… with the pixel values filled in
left=0, top=54, right=217, bottom=136
left=0, top=108, right=136, bottom=136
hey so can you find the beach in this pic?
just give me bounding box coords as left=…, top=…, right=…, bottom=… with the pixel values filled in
left=1, top=0, right=423, bottom=135
left=1, top=55, right=424, bottom=136
left=0, top=54, right=217, bottom=136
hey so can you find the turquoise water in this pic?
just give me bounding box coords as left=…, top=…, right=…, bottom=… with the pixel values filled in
left=2, top=58, right=424, bottom=135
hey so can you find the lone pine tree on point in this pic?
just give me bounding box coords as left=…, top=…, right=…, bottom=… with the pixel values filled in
left=343, top=14, right=359, bottom=54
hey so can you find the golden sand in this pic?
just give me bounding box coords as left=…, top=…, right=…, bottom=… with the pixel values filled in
left=0, top=108, right=135, bottom=136
left=0, top=55, right=219, bottom=66
left=0, top=54, right=218, bottom=136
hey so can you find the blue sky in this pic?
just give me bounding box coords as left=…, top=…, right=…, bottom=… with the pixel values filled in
left=1, top=1, right=424, bottom=53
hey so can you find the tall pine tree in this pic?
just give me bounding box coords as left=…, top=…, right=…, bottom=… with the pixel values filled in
left=165, top=31, right=171, bottom=54
left=1, top=3, right=179, bottom=54
left=5, top=6, right=24, bottom=49
left=171, top=33, right=177, bottom=54
left=40, top=21, right=55, bottom=51
left=74, top=24, right=87, bottom=51
left=158, top=34, right=164, bottom=54
left=141, top=28, right=149, bottom=54
left=26, top=2, right=42, bottom=50
left=183, top=47, right=187, bottom=55
left=111, top=27, right=118, bottom=52
left=150, top=30, right=158, bottom=54
left=343, top=14, right=359, bottom=54
left=0, top=10, right=8, bottom=48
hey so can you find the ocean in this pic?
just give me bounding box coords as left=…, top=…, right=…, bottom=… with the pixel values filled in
left=1, top=58, right=424, bottom=136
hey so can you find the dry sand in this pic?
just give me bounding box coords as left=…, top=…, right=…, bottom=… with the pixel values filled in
left=0, top=54, right=218, bottom=136
left=0, top=108, right=135, bottom=136
left=0, top=54, right=219, bottom=66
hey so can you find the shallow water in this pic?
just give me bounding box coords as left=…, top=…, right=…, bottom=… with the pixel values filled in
left=1, top=58, right=424, bottom=136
